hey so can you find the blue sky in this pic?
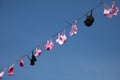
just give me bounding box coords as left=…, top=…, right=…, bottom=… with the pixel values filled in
left=0, top=0, right=120, bottom=80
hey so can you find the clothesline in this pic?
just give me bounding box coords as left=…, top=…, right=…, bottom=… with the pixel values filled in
left=0, top=0, right=119, bottom=79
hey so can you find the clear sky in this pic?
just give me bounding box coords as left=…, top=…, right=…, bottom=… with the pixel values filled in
left=0, top=0, right=120, bottom=80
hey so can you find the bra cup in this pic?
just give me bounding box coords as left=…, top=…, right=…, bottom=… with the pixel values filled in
left=84, top=15, right=94, bottom=26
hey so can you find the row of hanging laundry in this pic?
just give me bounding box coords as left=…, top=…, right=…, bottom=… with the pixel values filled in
left=0, top=20, right=78, bottom=79
left=0, top=0, right=119, bottom=79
